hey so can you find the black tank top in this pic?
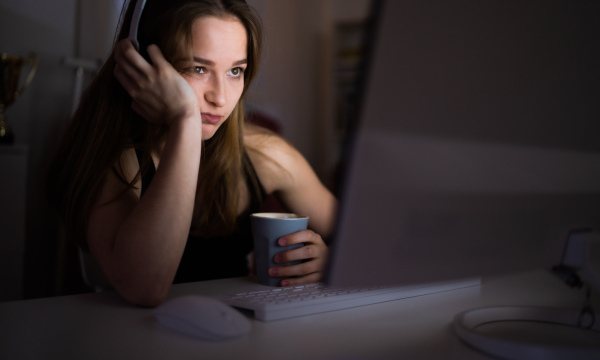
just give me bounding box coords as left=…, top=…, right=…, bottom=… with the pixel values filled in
left=135, top=150, right=265, bottom=284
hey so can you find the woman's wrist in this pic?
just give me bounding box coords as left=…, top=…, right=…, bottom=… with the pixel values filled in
left=168, top=110, right=202, bottom=135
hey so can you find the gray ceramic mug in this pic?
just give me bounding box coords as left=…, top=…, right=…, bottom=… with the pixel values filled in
left=251, top=213, right=309, bottom=286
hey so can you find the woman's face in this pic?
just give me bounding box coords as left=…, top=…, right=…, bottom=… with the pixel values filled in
left=182, top=16, right=248, bottom=140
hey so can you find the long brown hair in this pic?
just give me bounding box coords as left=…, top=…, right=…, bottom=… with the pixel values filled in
left=47, top=0, right=263, bottom=249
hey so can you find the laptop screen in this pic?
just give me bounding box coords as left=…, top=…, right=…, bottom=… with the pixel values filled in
left=325, top=0, right=600, bottom=288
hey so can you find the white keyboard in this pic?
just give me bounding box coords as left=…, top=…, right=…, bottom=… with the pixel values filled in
left=218, top=278, right=480, bottom=321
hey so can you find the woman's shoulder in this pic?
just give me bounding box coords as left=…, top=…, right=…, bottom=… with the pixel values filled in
left=244, top=124, right=295, bottom=157
left=243, top=124, right=305, bottom=193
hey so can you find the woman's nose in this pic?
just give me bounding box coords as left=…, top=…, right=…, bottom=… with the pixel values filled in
left=204, top=76, right=226, bottom=107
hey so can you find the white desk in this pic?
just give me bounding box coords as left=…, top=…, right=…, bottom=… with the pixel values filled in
left=0, top=270, right=597, bottom=360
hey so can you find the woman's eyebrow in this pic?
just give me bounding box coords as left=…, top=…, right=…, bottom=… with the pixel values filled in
left=192, top=56, right=214, bottom=65
left=192, top=57, right=247, bottom=66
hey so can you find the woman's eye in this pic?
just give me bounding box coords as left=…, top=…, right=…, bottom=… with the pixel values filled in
left=184, top=66, right=205, bottom=75
left=227, top=67, right=244, bottom=77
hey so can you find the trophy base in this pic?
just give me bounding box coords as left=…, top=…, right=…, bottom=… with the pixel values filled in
left=0, top=119, right=15, bottom=144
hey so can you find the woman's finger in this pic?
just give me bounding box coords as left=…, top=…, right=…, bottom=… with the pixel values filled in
left=274, top=244, right=321, bottom=264
left=113, top=64, right=139, bottom=96
left=280, top=272, right=322, bottom=287
left=270, top=261, right=317, bottom=278
left=120, top=40, right=154, bottom=75
left=114, top=39, right=155, bottom=86
left=278, top=229, right=317, bottom=247
left=114, top=48, right=150, bottom=100
left=146, top=44, right=169, bottom=69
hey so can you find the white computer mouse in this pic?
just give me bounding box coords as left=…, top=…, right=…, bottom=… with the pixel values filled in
left=154, top=295, right=251, bottom=341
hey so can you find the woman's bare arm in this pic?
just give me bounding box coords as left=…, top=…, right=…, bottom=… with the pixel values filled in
left=87, top=41, right=202, bottom=306
left=247, top=131, right=337, bottom=285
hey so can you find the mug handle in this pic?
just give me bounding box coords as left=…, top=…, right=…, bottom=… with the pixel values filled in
left=16, top=52, right=39, bottom=98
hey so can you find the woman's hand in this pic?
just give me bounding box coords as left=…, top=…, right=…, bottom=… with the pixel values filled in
left=113, top=39, right=199, bottom=125
left=268, top=229, right=329, bottom=286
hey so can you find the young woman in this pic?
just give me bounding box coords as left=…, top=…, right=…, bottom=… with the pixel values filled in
left=47, top=0, right=337, bottom=306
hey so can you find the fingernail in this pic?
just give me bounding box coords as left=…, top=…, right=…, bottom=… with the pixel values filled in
left=274, top=254, right=282, bottom=264
left=279, top=238, right=287, bottom=246
left=281, top=280, right=290, bottom=287
left=269, top=268, right=278, bottom=276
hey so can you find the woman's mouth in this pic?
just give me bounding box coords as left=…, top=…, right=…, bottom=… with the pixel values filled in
left=201, top=113, right=223, bottom=125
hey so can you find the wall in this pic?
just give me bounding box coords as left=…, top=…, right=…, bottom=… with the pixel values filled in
left=0, top=0, right=122, bottom=299
left=247, top=0, right=370, bottom=182
left=246, top=0, right=331, bottom=173
left=1, top=0, right=76, bottom=299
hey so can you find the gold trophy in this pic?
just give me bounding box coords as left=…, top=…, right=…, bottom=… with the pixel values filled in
left=0, top=52, right=39, bottom=144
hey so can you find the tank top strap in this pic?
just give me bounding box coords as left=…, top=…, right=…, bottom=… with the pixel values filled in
left=243, top=151, right=266, bottom=207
